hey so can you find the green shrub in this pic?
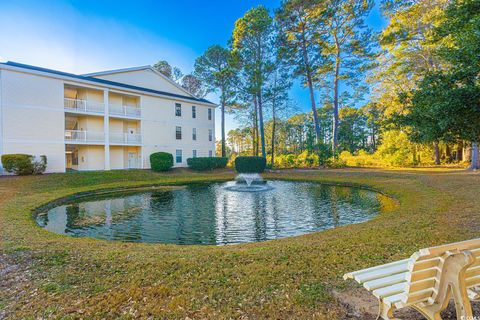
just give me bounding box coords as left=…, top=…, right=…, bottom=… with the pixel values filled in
left=326, top=157, right=346, bottom=168
left=150, top=152, right=173, bottom=172
left=235, top=156, right=266, bottom=173
left=33, top=155, right=48, bottom=174
left=187, top=157, right=228, bottom=171
left=1, top=154, right=47, bottom=175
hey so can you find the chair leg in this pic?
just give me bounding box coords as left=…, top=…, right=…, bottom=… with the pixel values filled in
left=444, top=251, right=474, bottom=319
left=377, top=300, right=400, bottom=320
left=412, top=304, right=444, bottom=320
left=451, top=282, right=473, bottom=319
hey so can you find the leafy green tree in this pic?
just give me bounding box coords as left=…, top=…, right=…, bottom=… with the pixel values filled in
left=371, top=0, right=449, bottom=164
left=232, top=6, right=276, bottom=158
left=360, top=102, right=383, bottom=151
left=181, top=74, right=207, bottom=98
left=376, top=130, right=418, bottom=166
left=399, top=77, right=457, bottom=165
left=408, top=0, right=480, bottom=169
left=153, top=60, right=183, bottom=82
left=194, top=45, right=237, bottom=157
left=227, top=128, right=253, bottom=155
left=338, top=107, right=368, bottom=153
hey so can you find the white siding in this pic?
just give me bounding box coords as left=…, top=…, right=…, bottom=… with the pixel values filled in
left=92, top=69, right=189, bottom=96
left=141, top=96, right=215, bottom=168
left=0, top=69, right=65, bottom=172
left=77, top=145, right=104, bottom=170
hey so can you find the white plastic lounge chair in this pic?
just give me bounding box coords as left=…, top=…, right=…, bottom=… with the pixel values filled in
left=344, top=238, right=480, bottom=319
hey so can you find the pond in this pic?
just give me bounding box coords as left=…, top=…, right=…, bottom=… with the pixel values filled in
left=36, top=181, right=393, bottom=245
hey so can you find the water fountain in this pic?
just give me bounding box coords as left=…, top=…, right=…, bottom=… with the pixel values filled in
left=224, top=173, right=273, bottom=192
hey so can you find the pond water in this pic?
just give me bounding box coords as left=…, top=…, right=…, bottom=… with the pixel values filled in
left=36, top=181, right=392, bottom=245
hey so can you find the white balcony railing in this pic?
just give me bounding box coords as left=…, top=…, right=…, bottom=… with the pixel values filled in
left=64, top=98, right=105, bottom=114
left=109, top=132, right=142, bottom=145
left=65, top=130, right=105, bottom=143
left=109, top=104, right=141, bottom=118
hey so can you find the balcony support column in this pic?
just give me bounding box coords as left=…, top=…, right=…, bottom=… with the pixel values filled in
left=103, top=89, right=110, bottom=170
left=139, top=96, right=144, bottom=169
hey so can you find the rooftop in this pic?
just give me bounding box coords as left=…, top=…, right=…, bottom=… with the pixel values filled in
left=0, top=61, right=215, bottom=106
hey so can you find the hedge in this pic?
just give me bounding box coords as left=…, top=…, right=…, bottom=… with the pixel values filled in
left=1, top=154, right=47, bottom=175
left=187, top=157, right=228, bottom=171
left=150, top=152, right=173, bottom=172
left=235, top=156, right=266, bottom=173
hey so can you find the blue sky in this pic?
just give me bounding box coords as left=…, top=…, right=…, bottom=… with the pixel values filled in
left=0, top=0, right=387, bottom=136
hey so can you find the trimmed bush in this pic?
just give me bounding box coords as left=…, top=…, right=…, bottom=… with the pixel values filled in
left=33, top=155, right=48, bottom=174
left=235, top=156, right=266, bottom=173
left=187, top=157, right=228, bottom=171
left=150, top=152, right=173, bottom=172
left=1, top=154, right=47, bottom=175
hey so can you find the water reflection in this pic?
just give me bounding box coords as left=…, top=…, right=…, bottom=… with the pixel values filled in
left=36, top=181, right=392, bottom=245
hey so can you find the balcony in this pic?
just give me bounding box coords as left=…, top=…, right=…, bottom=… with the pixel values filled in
left=64, top=98, right=105, bottom=115
left=65, top=130, right=105, bottom=144
left=109, top=104, right=141, bottom=119
left=109, top=132, right=142, bottom=145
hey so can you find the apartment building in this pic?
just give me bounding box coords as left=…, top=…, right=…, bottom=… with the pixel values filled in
left=0, top=61, right=216, bottom=173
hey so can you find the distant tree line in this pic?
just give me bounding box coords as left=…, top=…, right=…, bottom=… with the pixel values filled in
left=156, top=0, right=480, bottom=169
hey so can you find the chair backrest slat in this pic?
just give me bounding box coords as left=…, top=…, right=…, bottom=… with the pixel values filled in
left=403, top=288, right=436, bottom=304
left=407, top=268, right=438, bottom=284
left=418, top=238, right=480, bottom=257
left=466, top=274, right=480, bottom=287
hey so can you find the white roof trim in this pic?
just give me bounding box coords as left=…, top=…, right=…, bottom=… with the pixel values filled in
left=82, top=66, right=152, bottom=77
left=83, top=65, right=198, bottom=99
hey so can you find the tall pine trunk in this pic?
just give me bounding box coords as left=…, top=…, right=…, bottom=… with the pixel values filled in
left=471, top=142, right=479, bottom=170
left=445, top=144, right=451, bottom=163
left=456, top=141, right=463, bottom=161
left=433, top=141, right=440, bottom=165
left=258, top=91, right=266, bottom=158
left=253, top=95, right=259, bottom=156
left=220, top=94, right=226, bottom=158
left=271, top=96, right=277, bottom=168
left=271, top=118, right=276, bottom=168
left=300, top=30, right=321, bottom=151
left=332, top=35, right=341, bottom=157
left=307, top=75, right=321, bottom=144
left=252, top=96, right=257, bottom=156
left=371, top=124, right=376, bottom=150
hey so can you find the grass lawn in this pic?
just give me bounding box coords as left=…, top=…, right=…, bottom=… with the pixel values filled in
left=1, top=168, right=479, bottom=319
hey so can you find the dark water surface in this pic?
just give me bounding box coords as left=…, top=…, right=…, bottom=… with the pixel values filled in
left=36, top=181, right=392, bottom=245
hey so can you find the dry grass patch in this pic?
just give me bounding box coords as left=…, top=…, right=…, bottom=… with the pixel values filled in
left=1, top=168, right=479, bottom=319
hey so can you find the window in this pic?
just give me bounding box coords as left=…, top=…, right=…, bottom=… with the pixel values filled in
left=176, top=149, right=182, bottom=163
left=193, top=150, right=197, bottom=158
left=208, top=108, right=212, bottom=120
left=176, top=126, right=182, bottom=140
left=192, top=106, right=196, bottom=118
left=208, top=129, right=213, bottom=142
left=192, top=128, right=197, bottom=141
left=209, top=150, right=213, bottom=157
left=175, top=103, right=182, bottom=117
